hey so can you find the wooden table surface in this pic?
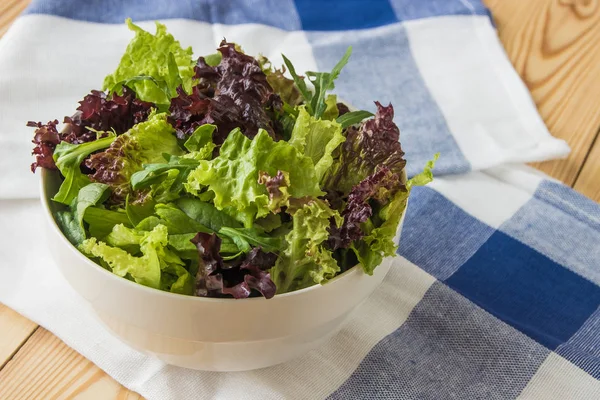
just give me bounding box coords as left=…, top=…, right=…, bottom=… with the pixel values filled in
left=1, top=0, right=600, bottom=398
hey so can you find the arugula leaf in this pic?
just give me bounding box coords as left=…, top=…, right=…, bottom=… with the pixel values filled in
left=130, top=157, right=199, bottom=191
left=336, top=110, right=374, bottom=129
left=307, top=47, right=351, bottom=119
left=281, top=54, right=313, bottom=111
left=52, top=134, right=116, bottom=205
left=219, top=227, right=282, bottom=253
left=218, top=228, right=252, bottom=253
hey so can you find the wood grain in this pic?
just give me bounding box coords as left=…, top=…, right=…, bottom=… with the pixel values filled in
left=0, top=0, right=598, bottom=399
left=0, top=304, right=37, bottom=370
left=484, top=0, right=600, bottom=186
left=574, top=132, right=600, bottom=202
left=0, top=328, right=142, bottom=400
left=0, top=0, right=30, bottom=37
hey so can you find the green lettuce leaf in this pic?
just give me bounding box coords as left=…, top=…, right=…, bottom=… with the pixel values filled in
left=270, top=199, right=343, bottom=293
left=289, top=106, right=345, bottom=181
left=356, top=154, right=439, bottom=273
left=162, top=263, right=194, bottom=295
left=407, top=153, right=439, bottom=189
left=80, top=224, right=173, bottom=289
left=52, top=134, right=116, bottom=205
left=321, top=94, right=339, bottom=121
left=105, top=223, right=145, bottom=254
left=183, top=124, right=216, bottom=152
left=258, top=55, right=303, bottom=106
left=185, top=128, right=323, bottom=226
left=103, top=19, right=195, bottom=104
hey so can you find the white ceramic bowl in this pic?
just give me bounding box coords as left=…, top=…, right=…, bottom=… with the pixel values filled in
left=41, top=168, right=406, bottom=371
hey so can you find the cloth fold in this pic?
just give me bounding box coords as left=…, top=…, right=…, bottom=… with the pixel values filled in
left=1, top=1, right=598, bottom=399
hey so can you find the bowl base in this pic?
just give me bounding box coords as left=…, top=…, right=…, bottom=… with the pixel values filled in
left=97, top=310, right=352, bottom=371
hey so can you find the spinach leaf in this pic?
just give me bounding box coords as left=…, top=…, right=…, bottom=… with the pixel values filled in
left=52, top=134, right=116, bottom=205
left=83, top=207, right=131, bottom=239
left=154, top=203, right=212, bottom=234
left=175, top=198, right=242, bottom=232
left=55, top=211, right=85, bottom=246
left=125, top=194, right=156, bottom=226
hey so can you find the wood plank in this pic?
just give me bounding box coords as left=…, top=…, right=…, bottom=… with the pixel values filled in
left=0, top=0, right=30, bottom=38
left=0, top=1, right=141, bottom=396
left=0, top=328, right=143, bottom=400
left=574, top=132, right=600, bottom=202
left=484, top=0, right=600, bottom=186
left=0, top=304, right=38, bottom=370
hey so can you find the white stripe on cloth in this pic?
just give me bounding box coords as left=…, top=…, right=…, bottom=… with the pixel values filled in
left=518, top=353, right=600, bottom=399
left=405, top=16, right=569, bottom=170
left=0, top=15, right=317, bottom=199
left=0, top=198, right=435, bottom=399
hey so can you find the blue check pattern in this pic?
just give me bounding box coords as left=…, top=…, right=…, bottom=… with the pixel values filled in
left=24, top=0, right=489, bottom=177
left=20, top=0, right=600, bottom=397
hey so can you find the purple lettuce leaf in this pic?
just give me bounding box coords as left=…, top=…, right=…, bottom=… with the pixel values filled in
left=324, top=102, right=406, bottom=196
left=191, top=233, right=277, bottom=299
left=168, top=40, right=281, bottom=144
left=63, top=86, right=154, bottom=143
left=328, top=165, right=405, bottom=250
left=29, top=87, right=154, bottom=172
left=29, top=120, right=61, bottom=171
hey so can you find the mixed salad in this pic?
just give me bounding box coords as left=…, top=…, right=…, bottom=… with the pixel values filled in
left=30, top=20, right=437, bottom=299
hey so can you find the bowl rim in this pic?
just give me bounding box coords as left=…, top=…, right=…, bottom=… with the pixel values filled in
left=40, top=168, right=391, bottom=304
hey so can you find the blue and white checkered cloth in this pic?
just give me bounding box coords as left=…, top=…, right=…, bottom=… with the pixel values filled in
left=0, top=1, right=599, bottom=399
